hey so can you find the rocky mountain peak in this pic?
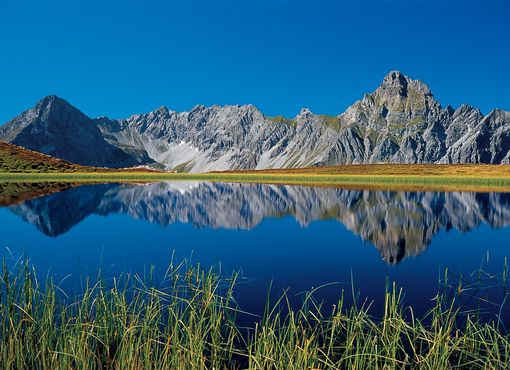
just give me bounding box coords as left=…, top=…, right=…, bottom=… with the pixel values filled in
left=483, top=109, right=510, bottom=128
left=363, top=71, right=437, bottom=117
left=148, top=106, right=172, bottom=119
left=298, top=107, right=313, bottom=116
left=36, top=94, right=63, bottom=105
left=34, top=95, right=78, bottom=115
left=380, top=70, right=409, bottom=97
left=190, top=104, right=207, bottom=114
left=376, top=71, right=432, bottom=100
left=155, top=106, right=169, bottom=114
left=295, top=108, right=316, bottom=127
left=2, top=70, right=509, bottom=170
left=454, top=104, right=478, bottom=115
left=0, top=95, right=139, bottom=168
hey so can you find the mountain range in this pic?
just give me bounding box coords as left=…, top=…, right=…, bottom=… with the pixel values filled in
left=1, top=71, right=509, bottom=171
left=8, top=182, right=510, bottom=264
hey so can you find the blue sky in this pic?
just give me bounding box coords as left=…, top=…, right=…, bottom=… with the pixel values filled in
left=1, top=0, right=509, bottom=123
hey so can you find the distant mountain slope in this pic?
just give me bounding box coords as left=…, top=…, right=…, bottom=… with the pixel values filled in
left=0, top=141, right=88, bottom=172
left=1, top=71, right=509, bottom=171
left=94, top=71, right=510, bottom=171
left=0, top=96, right=146, bottom=168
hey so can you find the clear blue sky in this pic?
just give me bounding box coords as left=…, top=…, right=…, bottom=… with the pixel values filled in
left=1, top=0, right=509, bottom=123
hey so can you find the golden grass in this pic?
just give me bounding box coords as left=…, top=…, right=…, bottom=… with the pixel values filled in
left=216, top=163, right=510, bottom=178
left=0, top=141, right=158, bottom=174
left=2, top=164, right=510, bottom=193
left=3, top=141, right=510, bottom=193
left=0, top=141, right=89, bottom=172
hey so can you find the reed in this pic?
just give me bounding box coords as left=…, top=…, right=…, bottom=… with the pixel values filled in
left=0, top=258, right=509, bottom=369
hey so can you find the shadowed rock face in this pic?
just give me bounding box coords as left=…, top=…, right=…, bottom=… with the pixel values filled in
left=0, top=96, right=142, bottom=168
left=1, top=72, right=509, bottom=170
left=6, top=182, right=510, bottom=264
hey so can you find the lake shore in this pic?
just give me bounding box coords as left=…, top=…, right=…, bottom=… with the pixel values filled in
left=2, top=164, right=510, bottom=192
left=1, top=259, right=508, bottom=369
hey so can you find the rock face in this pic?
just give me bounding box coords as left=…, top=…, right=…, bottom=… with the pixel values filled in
left=8, top=182, right=510, bottom=264
left=1, top=72, right=509, bottom=170
left=0, top=96, right=143, bottom=167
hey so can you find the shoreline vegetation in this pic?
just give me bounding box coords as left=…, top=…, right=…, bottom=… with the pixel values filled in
left=3, top=164, right=510, bottom=193
left=1, top=259, right=509, bottom=369
left=4, top=141, right=510, bottom=192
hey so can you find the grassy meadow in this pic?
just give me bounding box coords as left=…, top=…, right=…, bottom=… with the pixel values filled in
left=2, top=164, right=510, bottom=193
left=4, top=141, right=510, bottom=192
left=0, top=258, right=509, bottom=369
left=0, top=141, right=93, bottom=173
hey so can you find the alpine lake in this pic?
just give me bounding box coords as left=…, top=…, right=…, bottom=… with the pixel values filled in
left=1, top=181, right=509, bottom=325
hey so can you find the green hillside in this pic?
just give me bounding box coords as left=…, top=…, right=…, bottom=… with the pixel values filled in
left=0, top=141, right=92, bottom=173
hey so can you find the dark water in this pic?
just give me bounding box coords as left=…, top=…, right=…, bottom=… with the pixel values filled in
left=1, top=181, right=509, bottom=320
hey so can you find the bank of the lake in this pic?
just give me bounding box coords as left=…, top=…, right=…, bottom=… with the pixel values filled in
left=3, top=164, right=510, bottom=192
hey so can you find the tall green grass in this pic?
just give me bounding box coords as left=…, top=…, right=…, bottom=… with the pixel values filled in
left=0, top=258, right=509, bottom=369
left=3, top=171, right=510, bottom=190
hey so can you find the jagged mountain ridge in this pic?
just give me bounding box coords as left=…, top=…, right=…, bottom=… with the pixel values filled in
left=8, top=182, right=510, bottom=264
left=1, top=71, right=509, bottom=170
left=0, top=96, right=147, bottom=168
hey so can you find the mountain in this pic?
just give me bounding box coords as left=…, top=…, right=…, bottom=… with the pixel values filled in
left=7, top=182, right=510, bottom=264
left=0, top=96, right=144, bottom=168
left=1, top=72, right=509, bottom=170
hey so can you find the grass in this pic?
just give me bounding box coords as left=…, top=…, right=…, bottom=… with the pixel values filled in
left=3, top=164, right=510, bottom=193
left=318, top=114, right=341, bottom=130
left=4, top=140, right=510, bottom=192
left=0, top=141, right=89, bottom=173
left=0, top=258, right=509, bottom=369
left=173, top=160, right=193, bottom=173
left=0, top=141, right=156, bottom=174
left=267, top=116, right=297, bottom=126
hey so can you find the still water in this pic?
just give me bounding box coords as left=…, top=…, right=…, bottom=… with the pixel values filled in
left=0, top=182, right=509, bottom=318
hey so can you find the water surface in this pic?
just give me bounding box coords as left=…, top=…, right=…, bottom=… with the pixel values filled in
left=0, top=181, right=509, bottom=318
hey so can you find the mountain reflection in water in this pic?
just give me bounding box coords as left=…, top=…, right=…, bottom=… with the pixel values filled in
left=6, top=182, right=510, bottom=264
